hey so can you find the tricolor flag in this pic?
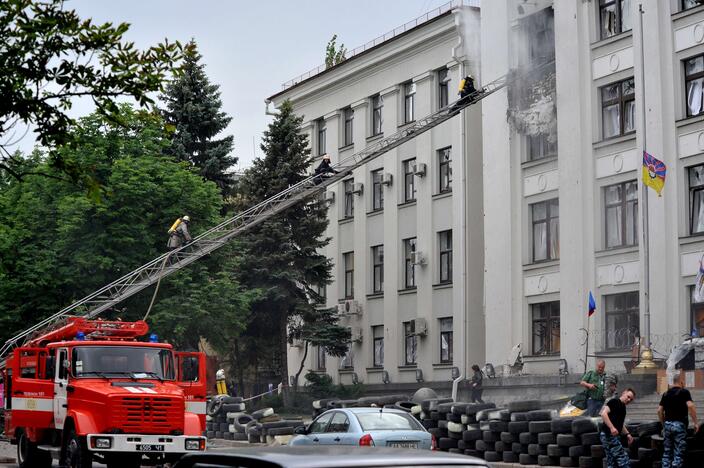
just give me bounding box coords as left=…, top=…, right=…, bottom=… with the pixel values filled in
left=642, top=151, right=667, bottom=196
left=694, top=257, right=704, bottom=303
left=588, top=291, right=596, bottom=317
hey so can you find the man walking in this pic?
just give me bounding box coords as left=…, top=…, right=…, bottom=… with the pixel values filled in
left=580, top=359, right=607, bottom=416
left=470, top=364, right=484, bottom=403
left=599, top=388, right=636, bottom=468
left=658, top=374, right=699, bottom=468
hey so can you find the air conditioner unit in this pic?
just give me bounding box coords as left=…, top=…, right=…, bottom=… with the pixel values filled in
left=381, top=173, right=393, bottom=186
left=413, top=163, right=427, bottom=177
left=339, top=299, right=361, bottom=316
left=413, top=317, right=428, bottom=337
left=352, top=183, right=364, bottom=195
left=324, top=191, right=335, bottom=203
left=410, top=251, right=425, bottom=265
left=350, top=327, right=363, bottom=343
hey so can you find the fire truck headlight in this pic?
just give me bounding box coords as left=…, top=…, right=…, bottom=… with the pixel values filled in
left=91, top=437, right=112, bottom=449
left=185, top=438, right=204, bottom=450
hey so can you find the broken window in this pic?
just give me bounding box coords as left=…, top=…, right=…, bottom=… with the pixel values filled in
left=601, top=78, right=635, bottom=139
left=371, top=94, right=383, bottom=136
left=604, top=292, right=639, bottom=351
left=439, top=318, right=453, bottom=364
left=532, top=199, right=559, bottom=262
left=371, top=245, right=384, bottom=293
left=404, top=321, right=417, bottom=365
left=689, top=164, right=704, bottom=234
left=531, top=302, right=560, bottom=355
left=527, top=133, right=557, bottom=161
left=439, top=147, right=452, bottom=193
left=438, top=68, right=451, bottom=109
left=372, top=325, right=384, bottom=367
left=599, top=0, right=632, bottom=40
left=685, top=56, right=704, bottom=117
left=604, top=180, right=638, bottom=249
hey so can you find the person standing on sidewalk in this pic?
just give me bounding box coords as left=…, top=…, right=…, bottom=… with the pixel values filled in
left=580, top=359, right=607, bottom=416
left=658, top=374, right=699, bottom=468
left=470, top=364, right=484, bottom=403
left=599, top=388, right=636, bottom=468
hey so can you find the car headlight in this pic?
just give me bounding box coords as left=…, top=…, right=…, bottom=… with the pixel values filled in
left=91, top=437, right=112, bottom=449
left=185, top=438, right=205, bottom=450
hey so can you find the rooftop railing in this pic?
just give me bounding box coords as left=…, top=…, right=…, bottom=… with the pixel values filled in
left=280, top=0, right=480, bottom=90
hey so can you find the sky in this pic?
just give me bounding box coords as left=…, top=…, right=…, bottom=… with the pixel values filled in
left=11, top=0, right=457, bottom=171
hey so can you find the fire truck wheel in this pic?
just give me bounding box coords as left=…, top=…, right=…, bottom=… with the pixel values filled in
left=17, top=430, right=51, bottom=468
left=62, top=430, right=93, bottom=468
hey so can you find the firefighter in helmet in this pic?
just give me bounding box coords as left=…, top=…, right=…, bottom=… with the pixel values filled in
left=167, top=215, right=192, bottom=250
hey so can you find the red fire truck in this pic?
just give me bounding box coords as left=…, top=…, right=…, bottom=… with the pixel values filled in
left=1, top=317, right=207, bottom=468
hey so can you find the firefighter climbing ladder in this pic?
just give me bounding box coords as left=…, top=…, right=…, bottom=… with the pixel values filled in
left=0, top=63, right=551, bottom=360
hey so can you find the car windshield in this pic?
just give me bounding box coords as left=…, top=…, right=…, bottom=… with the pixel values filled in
left=72, top=346, right=175, bottom=380
left=356, top=412, right=424, bottom=431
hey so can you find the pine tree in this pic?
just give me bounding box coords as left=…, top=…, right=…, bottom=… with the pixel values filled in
left=235, top=100, right=348, bottom=389
left=161, top=40, right=236, bottom=194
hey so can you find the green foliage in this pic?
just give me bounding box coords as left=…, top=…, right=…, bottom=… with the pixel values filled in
left=304, top=371, right=364, bottom=399
left=161, top=40, right=236, bottom=195
left=325, top=34, right=347, bottom=69
left=0, top=105, right=231, bottom=344
left=0, top=0, right=188, bottom=195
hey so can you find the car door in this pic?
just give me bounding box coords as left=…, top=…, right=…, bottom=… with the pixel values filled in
left=324, top=411, right=351, bottom=445
left=305, top=412, right=333, bottom=445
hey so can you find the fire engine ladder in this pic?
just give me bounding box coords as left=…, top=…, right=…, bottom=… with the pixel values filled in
left=0, top=65, right=540, bottom=360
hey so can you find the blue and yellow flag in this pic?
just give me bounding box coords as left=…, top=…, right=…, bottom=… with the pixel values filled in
left=642, top=151, right=666, bottom=196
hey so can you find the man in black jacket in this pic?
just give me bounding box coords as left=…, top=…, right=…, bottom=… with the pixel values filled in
left=314, top=154, right=338, bottom=185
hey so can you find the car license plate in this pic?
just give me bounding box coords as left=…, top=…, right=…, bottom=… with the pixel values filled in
left=137, top=444, right=164, bottom=452
left=388, top=441, right=418, bottom=449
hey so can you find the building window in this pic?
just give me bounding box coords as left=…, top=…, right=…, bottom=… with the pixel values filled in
left=690, top=285, right=704, bottom=337
left=531, top=301, right=560, bottom=355
left=438, top=68, right=450, bottom=108
left=690, top=165, right=704, bottom=234
left=404, top=237, right=417, bottom=289
left=525, top=7, right=556, bottom=65
left=439, top=230, right=453, bottom=283
left=343, top=252, right=354, bottom=298
left=404, top=321, right=417, bottom=365
left=340, top=341, right=353, bottom=369
left=527, top=133, right=557, bottom=161
left=371, top=245, right=384, bottom=293
left=439, top=318, right=453, bottom=364
left=599, top=0, right=632, bottom=40
left=532, top=199, right=559, bottom=262
left=343, top=179, right=354, bottom=218
left=604, top=292, right=639, bottom=350
left=316, top=346, right=326, bottom=370
left=404, top=82, right=416, bottom=123
left=604, top=181, right=638, bottom=249
left=403, top=158, right=416, bottom=202
left=684, top=0, right=704, bottom=10
left=685, top=55, right=704, bottom=117
left=372, top=94, right=383, bottom=136
left=372, top=325, right=384, bottom=367
left=343, top=107, right=354, bottom=146
left=601, top=78, right=635, bottom=139
left=372, top=169, right=384, bottom=211
left=439, top=147, right=452, bottom=193
left=317, top=118, right=326, bottom=156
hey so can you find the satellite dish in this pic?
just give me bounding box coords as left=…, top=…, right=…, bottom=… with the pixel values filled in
left=508, top=344, right=522, bottom=366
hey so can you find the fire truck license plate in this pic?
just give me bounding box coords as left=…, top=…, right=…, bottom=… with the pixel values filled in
left=137, top=444, right=164, bottom=452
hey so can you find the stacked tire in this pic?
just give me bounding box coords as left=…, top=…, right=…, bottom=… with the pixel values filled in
left=205, top=396, right=247, bottom=441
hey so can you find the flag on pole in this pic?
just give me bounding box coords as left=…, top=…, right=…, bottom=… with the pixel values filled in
left=642, top=151, right=667, bottom=196
left=588, top=291, right=596, bottom=317
left=694, top=256, right=704, bottom=303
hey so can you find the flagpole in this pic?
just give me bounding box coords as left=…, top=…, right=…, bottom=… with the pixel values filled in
left=636, top=3, right=656, bottom=370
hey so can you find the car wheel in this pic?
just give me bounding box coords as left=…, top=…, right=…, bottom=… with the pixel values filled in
left=62, top=429, right=92, bottom=468
left=17, top=430, right=51, bottom=468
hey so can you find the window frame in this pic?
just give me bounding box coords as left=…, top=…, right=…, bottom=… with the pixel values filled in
left=404, top=82, right=416, bottom=124
left=683, top=0, right=704, bottom=11
left=531, top=198, right=559, bottom=262
left=343, top=107, right=354, bottom=147
left=439, top=317, right=453, bottom=364
left=601, top=77, right=635, bottom=139
left=403, top=158, right=417, bottom=202
left=439, top=230, right=453, bottom=284
left=526, top=133, right=557, bottom=162
left=531, top=301, right=560, bottom=355
left=403, top=321, right=417, bottom=365
left=689, top=164, right=704, bottom=235
left=343, top=179, right=354, bottom=218
left=604, top=291, right=640, bottom=351
left=343, top=252, right=354, bottom=299
left=604, top=180, right=638, bottom=249
left=403, top=237, right=417, bottom=289
left=371, top=245, right=384, bottom=293
left=372, top=325, right=384, bottom=367
left=438, top=147, right=452, bottom=193
left=317, top=118, right=327, bottom=156
left=599, top=0, right=632, bottom=40
left=316, top=346, right=326, bottom=371
left=685, top=55, right=704, bottom=118
left=371, top=169, right=384, bottom=211
left=438, top=68, right=450, bottom=109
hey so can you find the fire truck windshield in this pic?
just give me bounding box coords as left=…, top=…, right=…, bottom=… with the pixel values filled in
left=71, top=346, right=175, bottom=380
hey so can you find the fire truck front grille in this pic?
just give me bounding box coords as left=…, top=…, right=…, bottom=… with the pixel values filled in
left=111, top=396, right=183, bottom=433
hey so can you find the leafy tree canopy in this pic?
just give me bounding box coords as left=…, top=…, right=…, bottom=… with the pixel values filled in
left=0, top=0, right=189, bottom=195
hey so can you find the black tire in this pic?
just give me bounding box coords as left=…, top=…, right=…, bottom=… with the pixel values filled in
left=572, top=417, right=597, bottom=435
left=475, top=440, right=487, bottom=451
left=484, top=451, right=501, bottom=462
left=393, top=401, right=415, bottom=412
left=559, top=456, right=578, bottom=467
left=519, top=453, right=538, bottom=465
left=465, top=402, right=496, bottom=415
left=214, top=431, right=223, bottom=439
left=261, top=419, right=304, bottom=429
left=268, top=426, right=294, bottom=436
left=233, top=432, right=247, bottom=441
left=483, top=431, right=498, bottom=442
left=457, top=439, right=467, bottom=450
left=463, top=429, right=482, bottom=442
left=430, top=411, right=440, bottom=421
left=205, top=430, right=215, bottom=438
left=438, top=420, right=449, bottom=429
left=422, top=419, right=437, bottom=429
left=503, top=450, right=519, bottom=462
left=448, top=448, right=463, bottom=454
left=637, top=447, right=655, bottom=463
left=207, top=395, right=226, bottom=416
left=527, top=443, right=541, bottom=456
left=247, top=432, right=260, bottom=443
left=519, top=432, right=538, bottom=444
left=428, top=427, right=446, bottom=439
left=465, top=449, right=480, bottom=457
left=447, top=413, right=462, bottom=423
left=578, top=456, right=595, bottom=468
left=547, top=443, right=567, bottom=457
left=223, top=432, right=234, bottom=440
left=500, top=432, right=516, bottom=444
left=538, top=432, right=556, bottom=445
left=557, top=433, right=579, bottom=447
left=494, top=441, right=505, bottom=452
left=636, top=421, right=662, bottom=437
left=580, top=431, right=600, bottom=446
left=251, top=407, right=274, bottom=420
left=61, top=429, right=93, bottom=468
left=527, top=409, right=554, bottom=421
left=437, top=402, right=454, bottom=413
left=17, top=430, right=52, bottom=468
left=448, top=430, right=463, bottom=440
left=451, top=403, right=473, bottom=415
left=511, top=442, right=524, bottom=454
left=530, top=420, right=553, bottom=434
left=222, top=396, right=243, bottom=404
left=508, top=400, right=541, bottom=413
left=234, top=414, right=254, bottom=432
left=552, top=418, right=576, bottom=434
left=511, top=412, right=529, bottom=422
left=509, top=421, right=530, bottom=434
left=489, top=409, right=511, bottom=422
left=538, top=455, right=557, bottom=466
left=489, top=420, right=508, bottom=432
left=590, top=445, right=604, bottom=458
left=221, top=402, right=245, bottom=413
left=219, top=422, right=229, bottom=432
left=568, top=445, right=584, bottom=457
left=438, top=437, right=458, bottom=450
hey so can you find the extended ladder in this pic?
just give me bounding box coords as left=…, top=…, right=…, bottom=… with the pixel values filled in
left=0, top=65, right=537, bottom=360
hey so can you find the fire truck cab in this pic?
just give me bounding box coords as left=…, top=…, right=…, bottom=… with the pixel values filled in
left=1, top=317, right=207, bottom=468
